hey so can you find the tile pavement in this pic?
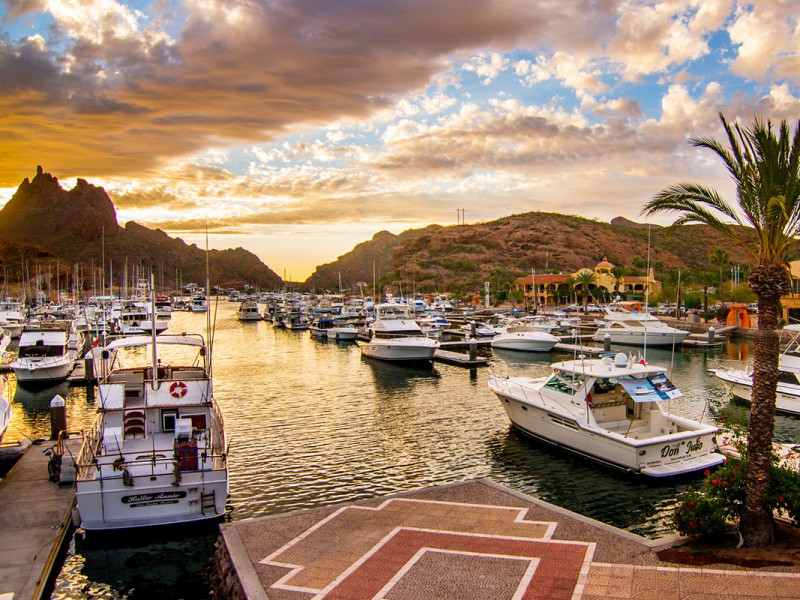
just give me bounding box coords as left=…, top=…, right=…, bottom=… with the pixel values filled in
left=221, top=479, right=800, bottom=599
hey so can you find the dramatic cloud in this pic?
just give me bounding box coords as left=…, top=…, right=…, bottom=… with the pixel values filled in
left=0, top=0, right=797, bottom=278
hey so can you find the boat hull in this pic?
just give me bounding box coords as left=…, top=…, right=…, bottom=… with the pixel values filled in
left=12, top=357, right=76, bottom=384
left=359, top=338, right=438, bottom=362
left=592, top=330, right=689, bottom=347
left=715, top=369, right=800, bottom=416
left=489, top=375, right=723, bottom=477
left=76, top=471, right=228, bottom=531
left=491, top=333, right=558, bottom=352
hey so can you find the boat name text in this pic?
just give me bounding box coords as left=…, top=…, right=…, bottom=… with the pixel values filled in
left=660, top=438, right=703, bottom=458
left=122, top=491, right=187, bottom=507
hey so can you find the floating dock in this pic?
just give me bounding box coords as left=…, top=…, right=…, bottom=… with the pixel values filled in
left=0, top=438, right=80, bottom=600
left=433, top=349, right=489, bottom=367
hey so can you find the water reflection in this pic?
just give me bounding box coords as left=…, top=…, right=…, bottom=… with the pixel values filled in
left=32, top=306, right=800, bottom=599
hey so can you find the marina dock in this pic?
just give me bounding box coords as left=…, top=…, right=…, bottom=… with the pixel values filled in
left=0, top=438, right=80, bottom=600
left=433, top=348, right=489, bottom=367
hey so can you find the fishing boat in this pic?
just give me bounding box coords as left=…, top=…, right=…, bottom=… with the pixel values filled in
left=0, top=299, right=26, bottom=338
left=327, top=317, right=359, bottom=341
left=488, top=352, right=724, bottom=476
left=73, top=333, right=228, bottom=531
left=309, top=316, right=335, bottom=338
left=592, top=301, right=689, bottom=347
left=10, top=321, right=84, bottom=385
left=235, top=299, right=262, bottom=321
left=358, top=303, right=439, bottom=362
left=490, top=319, right=560, bottom=352
left=713, top=324, right=800, bottom=415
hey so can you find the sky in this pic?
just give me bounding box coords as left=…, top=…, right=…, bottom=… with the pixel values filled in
left=0, top=1, right=798, bottom=281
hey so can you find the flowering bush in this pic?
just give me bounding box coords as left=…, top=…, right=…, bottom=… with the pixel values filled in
left=671, top=489, right=731, bottom=539
left=669, top=440, right=800, bottom=539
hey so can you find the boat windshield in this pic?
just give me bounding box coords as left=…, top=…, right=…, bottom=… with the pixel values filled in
left=19, top=344, right=66, bottom=358
left=544, top=372, right=584, bottom=395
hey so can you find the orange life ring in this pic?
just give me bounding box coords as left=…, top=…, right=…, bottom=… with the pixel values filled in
left=170, top=381, right=188, bottom=398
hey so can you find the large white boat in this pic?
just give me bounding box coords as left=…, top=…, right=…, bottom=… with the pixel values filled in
left=713, top=324, right=800, bottom=415
left=0, top=300, right=26, bottom=338
left=73, top=333, right=228, bottom=531
left=327, top=317, right=359, bottom=341
left=236, top=299, right=262, bottom=321
left=359, top=303, right=440, bottom=362
left=10, top=322, right=83, bottom=385
left=491, top=319, right=560, bottom=352
left=488, top=353, right=724, bottom=477
left=593, top=302, right=689, bottom=347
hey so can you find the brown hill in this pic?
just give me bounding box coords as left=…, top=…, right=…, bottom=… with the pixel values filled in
left=0, top=167, right=282, bottom=290
left=305, top=212, right=754, bottom=292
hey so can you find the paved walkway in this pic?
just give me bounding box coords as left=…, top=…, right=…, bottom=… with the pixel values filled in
left=0, top=439, right=78, bottom=600
left=221, top=479, right=800, bottom=599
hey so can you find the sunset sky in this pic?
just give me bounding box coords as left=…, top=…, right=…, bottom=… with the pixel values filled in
left=1, top=1, right=798, bottom=281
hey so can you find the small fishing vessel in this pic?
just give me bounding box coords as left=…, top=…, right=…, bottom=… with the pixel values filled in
left=10, top=321, right=84, bottom=385
left=593, top=302, right=689, bottom=347
left=488, top=352, right=724, bottom=476
left=713, top=324, right=800, bottom=415
left=309, top=316, right=335, bottom=337
left=359, top=303, right=439, bottom=362
left=73, top=333, right=228, bottom=531
left=327, top=317, right=359, bottom=341
left=235, top=299, right=262, bottom=321
left=490, top=319, right=560, bottom=352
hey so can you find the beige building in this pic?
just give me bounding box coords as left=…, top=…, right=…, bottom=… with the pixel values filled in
left=781, top=260, right=800, bottom=323
left=514, top=258, right=662, bottom=307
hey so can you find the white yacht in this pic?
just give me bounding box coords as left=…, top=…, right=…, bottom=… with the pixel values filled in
left=327, top=318, right=359, bottom=341
left=113, top=302, right=169, bottom=336
left=713, top=324, right=800, bottom=415
left=73, top=333, right=228, bottom=531
left=359, top=303, right=440, bottom=362
left=236, top=299, right=262, bottom=321
left=593, top=302, right=689, bottom=347
left=491, top=319, right=560, bottom=352
left=11, top=322, right=83, bottom=385
left=488, top=353, right=724, bottom=477
left=0, top=300, right=26, bottom=338
left=309, top=316, right=335, bottom=337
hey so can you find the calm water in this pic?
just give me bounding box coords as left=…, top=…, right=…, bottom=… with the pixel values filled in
left=4, top=304, right=798, bottom=598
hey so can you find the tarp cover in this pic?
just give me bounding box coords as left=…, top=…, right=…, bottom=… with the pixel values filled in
left=618, top=374, right=682, bottom=402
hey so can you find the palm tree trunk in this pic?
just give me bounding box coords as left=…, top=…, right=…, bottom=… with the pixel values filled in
left=740, top=263, right=786, bottom=546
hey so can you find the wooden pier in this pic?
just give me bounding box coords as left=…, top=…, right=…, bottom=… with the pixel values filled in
left=0, top=438, right=80, bottom=600
left=433, top=349, right=489, bottom=367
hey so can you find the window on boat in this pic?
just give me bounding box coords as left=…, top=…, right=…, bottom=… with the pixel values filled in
left=19, top=344, right=66, bottom=358
left=777, top=371, right=799, bottom=385
left=162, top=409, right=179, bottom=432
left=543, top=373, right=583, bottom=395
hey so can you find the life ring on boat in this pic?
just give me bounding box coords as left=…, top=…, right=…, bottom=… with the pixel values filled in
left=170, top=381, right=188, bottom=398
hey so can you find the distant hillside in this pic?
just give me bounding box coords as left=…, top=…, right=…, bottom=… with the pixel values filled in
left=0, top=167, right=283, bottom=290
left=305, top=211, right=755, bottom=292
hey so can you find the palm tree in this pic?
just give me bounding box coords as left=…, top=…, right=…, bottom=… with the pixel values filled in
left=574, top=270, right=597, bottom=312
left=709, top=248, right=730, bottom=295
left=642, top=113, right=800, bottom=547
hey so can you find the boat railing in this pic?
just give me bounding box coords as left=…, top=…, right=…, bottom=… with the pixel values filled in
left=490, top=374, right=584, bottom=419
left=14, top=354, right=74, bottom=369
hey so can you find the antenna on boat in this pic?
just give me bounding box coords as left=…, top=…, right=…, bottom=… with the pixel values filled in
left=150, top=273, right=159, bottom=390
